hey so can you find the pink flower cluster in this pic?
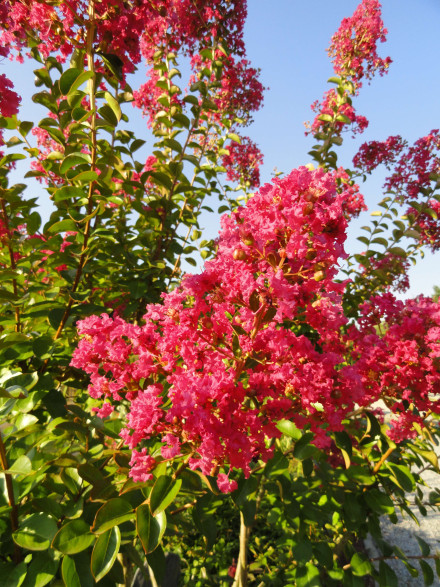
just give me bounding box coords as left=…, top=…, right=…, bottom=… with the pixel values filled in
left=361, top=251, right=410, bottom=293
left=348, top=294, right=440, bottom=442
left=334, top=167, right=366, bottom=219
left=328, top=0, right=391, bottom=87
left=354, top=131, right=440, bottom=250
left=407, top=199, right=440, bottom=252
left=0, top=73, right=21, bottom=147
left=353, top=135, right=406, bottom=173
left=308, top=89, right=369, bottom=138
left=384, top=131, right=440, bottom=201
left=222, top=137, right=263, bottom=189
left=210, top=56, right=264, bottom=124
left=72, top=168, right=440, bottom=490
left=1, top=1, right=247, bottom=67
left=307, top=0, right=390, bottom=139
left=70, top=168, right=361, bottom=489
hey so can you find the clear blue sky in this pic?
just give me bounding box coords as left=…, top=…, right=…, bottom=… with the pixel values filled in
left=2, top=0, right=439, bottom=297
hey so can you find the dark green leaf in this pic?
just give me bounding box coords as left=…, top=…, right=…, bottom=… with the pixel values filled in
left=21, top=551, right=59, bottom=587
left=91, top=526, right=121, bottom=582
left=61, top=556, right=81, bottom=587
left=136, top=504, right=166, bottom=554
left=60, top=68, right=82, bottom=95
left=2, top=562, right=27, bottom=587
left=52, top=519, right=95, bottom=554
left=416, top=535, right=431, bottom=557
left=92, top=498, right=133, bottom=534
left=149, top=475, right=182, bottom=516
left=97, top=52, right=124, bottom=81
left=293, top=433, right=317, bottom=460
left=378, top=561, right=398, bottom=587
left=420, top=560, right=434, bottom=586
left=364, top=489, right=395, bottom=515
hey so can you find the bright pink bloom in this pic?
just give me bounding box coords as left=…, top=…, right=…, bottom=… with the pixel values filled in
left=328, top=0, right=391, bottom=87
left=222, top=137, right=263, bottom=188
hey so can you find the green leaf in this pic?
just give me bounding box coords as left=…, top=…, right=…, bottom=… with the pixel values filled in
left=61, top=556, right=81, bottom=587
left=388, top=246, right=406, bottom=258
left=69, top=70, right=94, bottom=95
left=295, top=562, right=321, bottom=586
left=8, top=455, right=32, bottom=476
left=104, top=92, right=122, bottom=122
left=60, top=153, right=90, bottom=174
left=136, top=504, right=166, bottom=554
left=19, top=121, right=34, bottom=137
left=227, top=133, right=241, bottom=143
left=47, top=219, right=77, bottom=233
left=60, top=68, right=81, bottom=95
left=149, top=171, right=173, bottom=190
left=411, top=447, right=439, bottom=472
left=420, top=560, right=434, bottom=586
left=45, top=127, right=65, bottom=145
left=2, top=561, right=27, bottom=587
left=32, top=91, right=58, bottom=114
left=378, top=561, right=398, bottom=587
left=371, top=237, right=388, bottom=247
left=350, top=552, right=372, bottom=577
left=357, top=236, right=370, bottom=245
left=12, top=513, right=57, bottom=551
left=164, top=138, right=182, bottom=153
left=317, top=114, right=333, bottom=123
left=364, top=489, right=395, bottom=515
left=97, top=52, right=124, bottom=81
left=91, top=526, right=121, bottom=582
left=130, top=139, right=146, bottom=153
left=416, top=535, right=431, bottom=557
left=52, top=519, right=95, bottom=554
left=99, top=103, right=118, bottom=126
left=27, top=211, right=41, bottom=234
left=92, top=498, right=133, bottom=534
left=21, top=551, right=59, bottom=587
left=53, top=186, right=85, bottom=202
left=387, top=463, right=415, bottom=492
left=293, top=433, right=317, bottom=460
left=361, top=411, right=381, bottom=445
left=149, top=475, right=182, bottom=516
left=336, top=113, right=352, bottom=124
left=276, top=419, right=302, bottom=440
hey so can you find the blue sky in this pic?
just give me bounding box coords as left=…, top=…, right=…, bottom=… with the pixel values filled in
left=2, top=0, right=439, bottom=297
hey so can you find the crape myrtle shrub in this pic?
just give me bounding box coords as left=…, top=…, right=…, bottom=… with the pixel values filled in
left=0, top=0, right=440, bottom=586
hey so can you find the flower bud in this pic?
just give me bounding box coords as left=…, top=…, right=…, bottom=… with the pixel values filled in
left=241, top=233, right=255, bottom=246
left=313, top=270, right=325, bottom=281
left=233, top=248, right=247, bottom=261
